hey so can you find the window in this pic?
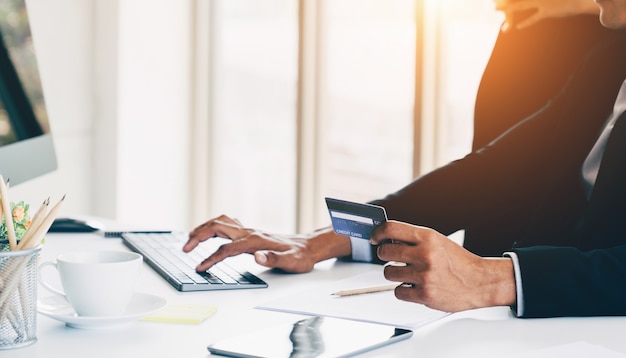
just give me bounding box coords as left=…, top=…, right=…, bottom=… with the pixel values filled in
left=422, top=0, right=502, bottom=170
left=207, top=1, right=299, bottom=233
left=316, top=0, right=416, bottom=226
left=202, top=0, right=502, bottom=233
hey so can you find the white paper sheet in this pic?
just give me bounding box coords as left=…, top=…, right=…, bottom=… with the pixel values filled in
left=256, top=270, right=449, bottom=328
left=513, top=341, right=626, bottom=358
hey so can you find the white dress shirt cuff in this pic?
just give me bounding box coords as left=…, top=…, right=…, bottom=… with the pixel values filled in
left=503, top=251, right=524, bottom=317
left=349, top=236, right=374, bottom=262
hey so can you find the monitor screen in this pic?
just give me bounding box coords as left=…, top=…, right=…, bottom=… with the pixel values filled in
left=0, top=0, right=57, bottom=186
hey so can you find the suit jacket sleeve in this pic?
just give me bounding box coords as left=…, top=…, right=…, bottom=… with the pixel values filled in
left=512, top=245, right=626, bottom=317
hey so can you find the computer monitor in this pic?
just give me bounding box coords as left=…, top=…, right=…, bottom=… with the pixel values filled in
left=0, top=0, right=57, bottom=186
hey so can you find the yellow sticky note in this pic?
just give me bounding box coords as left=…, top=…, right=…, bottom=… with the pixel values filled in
left=141, top=303, right=217, bottom=324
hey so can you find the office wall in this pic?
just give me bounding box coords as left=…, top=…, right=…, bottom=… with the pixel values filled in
left=12, top=0, right=195, bottom=231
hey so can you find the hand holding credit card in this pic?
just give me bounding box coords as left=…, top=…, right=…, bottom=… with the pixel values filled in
left=325, top=197, right=388, bottom=240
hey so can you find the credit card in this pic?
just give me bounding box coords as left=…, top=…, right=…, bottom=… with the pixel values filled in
left=325, top=197, right=388, bottom=240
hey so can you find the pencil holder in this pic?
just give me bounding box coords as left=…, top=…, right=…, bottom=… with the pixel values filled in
left=0, top=245, right=41, bottom=349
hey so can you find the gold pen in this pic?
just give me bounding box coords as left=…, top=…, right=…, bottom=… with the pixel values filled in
left=332, top=284, right=398, bottom=297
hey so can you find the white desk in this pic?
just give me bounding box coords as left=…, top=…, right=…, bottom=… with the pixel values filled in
left=4, top=232, right=626, bottom=357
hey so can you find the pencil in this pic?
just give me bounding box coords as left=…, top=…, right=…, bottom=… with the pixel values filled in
left=0, top=175, right=17, bottom=250
left=18, top=195, right=65, bottom=250
left=18, top=197, right=49, bottom=246
left=331, top=284, right=398, bottom=297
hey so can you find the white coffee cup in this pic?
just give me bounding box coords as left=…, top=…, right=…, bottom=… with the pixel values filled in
left=38, top=251, right=142, bottom=317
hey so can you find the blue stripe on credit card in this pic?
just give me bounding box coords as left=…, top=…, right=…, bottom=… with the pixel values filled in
left=325, top=197, right=388, bottom=240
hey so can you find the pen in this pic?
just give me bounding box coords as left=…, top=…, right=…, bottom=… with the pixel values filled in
left=331, top=284, right=398, bottom=297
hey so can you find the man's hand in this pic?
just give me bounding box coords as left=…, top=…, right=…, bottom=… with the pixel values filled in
left=370, top=221, right=516, bottom=313
left=494, top=0, right=600, bottom=31
left=183, top=215, right=351, bottom=273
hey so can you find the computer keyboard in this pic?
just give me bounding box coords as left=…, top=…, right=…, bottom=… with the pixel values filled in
left=121, top=232, right=268, bottom=292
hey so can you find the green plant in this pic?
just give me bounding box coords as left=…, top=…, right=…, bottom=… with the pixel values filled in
left=0, top=201, right=31, bottom=251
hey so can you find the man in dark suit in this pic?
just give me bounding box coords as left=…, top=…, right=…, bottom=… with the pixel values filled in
left=468, top=7, right=626, bottom=264
left=184, top=0, right=626, bottom=318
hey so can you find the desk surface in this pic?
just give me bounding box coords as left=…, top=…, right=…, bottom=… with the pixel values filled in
left=4, top=232, right=626, bottom=358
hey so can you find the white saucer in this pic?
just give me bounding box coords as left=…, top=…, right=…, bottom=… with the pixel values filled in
left=37, top=293, right=167, bottom=329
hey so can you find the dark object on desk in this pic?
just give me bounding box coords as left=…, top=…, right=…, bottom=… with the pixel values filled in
left=49, top=217, right=105, bottom=233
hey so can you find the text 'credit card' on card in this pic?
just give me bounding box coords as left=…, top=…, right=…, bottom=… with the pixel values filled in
left=325, top=197, right=388, bottom=240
